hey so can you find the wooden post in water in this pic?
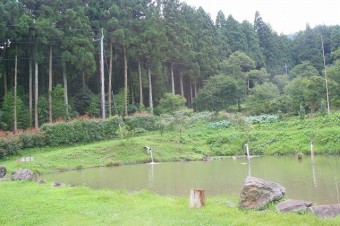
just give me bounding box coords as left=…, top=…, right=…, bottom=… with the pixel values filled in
left=310, top=141, right=315, bottom=164
left=190, top=189, right=205, bottom=208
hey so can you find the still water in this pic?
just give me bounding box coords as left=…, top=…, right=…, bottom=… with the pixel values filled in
left=44, top=156, right=340, bottom=205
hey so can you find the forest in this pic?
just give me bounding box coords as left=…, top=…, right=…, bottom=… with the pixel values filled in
left=0, top=0, right=339, bottom=131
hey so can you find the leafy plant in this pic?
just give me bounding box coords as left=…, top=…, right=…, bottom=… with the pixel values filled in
left=208, top=120, right=232, bottom=129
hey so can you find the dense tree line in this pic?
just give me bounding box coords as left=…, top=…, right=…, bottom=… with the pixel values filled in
left=0, top=0, right=339, bottom=131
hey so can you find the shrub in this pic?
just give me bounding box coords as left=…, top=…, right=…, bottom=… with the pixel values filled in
left=208, top=120, right=232, bottom=129
left=20, top=131, right=46, bottom=148
left=158, top=93, right=187, bottom=114
left=0, top=135, right=22, bottom=159
left=40, top=116, right=122, bottom=146
left=246, top=115, right=279, bottom=124
left=124, top=114, right=159, bottom=131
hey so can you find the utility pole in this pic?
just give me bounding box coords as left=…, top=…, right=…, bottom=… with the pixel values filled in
left=100, top=28, right=106, bottom=119
left=321, top=35, right=331, bottom=115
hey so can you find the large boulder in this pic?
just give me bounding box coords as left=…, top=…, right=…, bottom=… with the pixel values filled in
left=239, top=176, right=285, bottom=209
left=11, top=169, right=37, bottom=181
left=307, top=204, right=340, bottom=218
left=276, top=199, right=313, bottom=213
left=0, top=166, right=6, bottom=178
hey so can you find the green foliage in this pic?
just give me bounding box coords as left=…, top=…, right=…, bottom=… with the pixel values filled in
left=0, top=137, right=21, bottom=159
left=158, top=93, right=187, bottom=114
left=246, top=83, right=281, bottom=115
left=113, top=89, right=128, bottom=116
left=38, top=96, right=49, bottom=125
left=52, top=84, right=68, bottom=120
left=40, top=116, right=121, bottom=146
left=195, top=75, right=241, bottom=112
left=289, top=61, right=320, bottom=79
left=246, top=115, right=279, bottom=124
left=208, top=120, right=232, bottom=129
left=1, top=90, right=29, bottom=130
left=124, top=114, right=160, bottom=131
left=73, top=87, right=95, bottom=115
left=20, top=131, right=46, bottom=149
left=86, top=95, right=100, bottom=117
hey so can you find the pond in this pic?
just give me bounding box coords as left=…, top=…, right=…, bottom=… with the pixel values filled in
left=44, top=156, right=340, bottom=205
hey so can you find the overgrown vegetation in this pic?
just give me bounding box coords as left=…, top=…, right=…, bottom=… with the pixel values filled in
left=1, top=111, right=339, bottom=173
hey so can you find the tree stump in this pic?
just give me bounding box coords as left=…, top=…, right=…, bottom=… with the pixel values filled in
left=190, top=189, right=205, bottom=208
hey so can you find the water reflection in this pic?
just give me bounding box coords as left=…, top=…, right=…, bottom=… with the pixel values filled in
left=44, top=156, right=340, bottom=205
left=312, top=161, right=317, bottom=188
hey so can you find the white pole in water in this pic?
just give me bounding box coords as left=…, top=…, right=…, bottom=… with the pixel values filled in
left=310, top=141, right=315, bottom=164
left=245, top=144, right=250, bottom=159
left=321, top=35, right=331, bottom=115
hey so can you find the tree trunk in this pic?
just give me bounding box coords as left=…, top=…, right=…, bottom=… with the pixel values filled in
left=131, top=80, right=135, bottom=106
left=189, top=189, right=205, bottom=208
left=100, top=29, right=105, bottom=119
left=29, top=58, right=33, bottom=128
left=82, top=71, right=85, bottom=93
left=62, top=65, right=69, bottom=119
left=148, top=66, right=153, bottom=114
left=189, top=78, right=193, bottom=108
left=34, top=60, right=39, bottom=129
left=180, top=71, right=184, bottom=97
left=13, top=54, right=17, bottom=132
left=138, top=59, right=143, bottom=108
left=123, top=46, right=128, bottom=116
left=194, top=79, right=197, bottom=98
left=4, top=49, right=8, bottom=96
left=48, top=45, right=53, bottom=123
left=171, top=63, right=175, bottom=94
left=108, top=41, right=113, bottom=117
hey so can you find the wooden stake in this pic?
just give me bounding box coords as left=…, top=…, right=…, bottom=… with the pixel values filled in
left=190, top=189, right=205, bottom=208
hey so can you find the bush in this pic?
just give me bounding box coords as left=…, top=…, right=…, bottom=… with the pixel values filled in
left=20, top=131, right=46, bottom=149
left=124, top=114, right=159, bottom=131
left=40, top=116, right=122, bottom=146
left=208, top=120, right=232, bottom=129
left=0, top=136, right=22, bottom=159
left=158, top=93, right=187, bottom=114
left=246, top=115, right=279, bottom=124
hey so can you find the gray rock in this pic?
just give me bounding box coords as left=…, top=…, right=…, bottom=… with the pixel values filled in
left=11, top=169, right=37, bottom=181
left=38, top=179, right=46, bottom=184
left=0, top=178, right=9, bottom=182
left=307, top=204, right=340, bottom=218
left=277, top=199, right=313, bottom=213
left=51, top=181, right=63, bottom=187
left=0, top=166, right=6, bottom=178
left=239, top=176, right=285, bottom=209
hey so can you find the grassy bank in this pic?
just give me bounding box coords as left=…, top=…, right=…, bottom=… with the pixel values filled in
left=1, top=181, right=339, bottom=226
left=0, top=114, right=339, bottom=225
left=0, top=113, right=339, bottom=175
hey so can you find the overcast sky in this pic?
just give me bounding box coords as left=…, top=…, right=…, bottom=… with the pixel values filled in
left=182, top=0, right=340, bottom=34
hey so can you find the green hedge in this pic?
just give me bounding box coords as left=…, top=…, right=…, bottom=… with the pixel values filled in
left=40, top=116, right=122, bottom=146
left=0, top=139, right=21, bottom=159
left=124, top=114, right=160, bottom=131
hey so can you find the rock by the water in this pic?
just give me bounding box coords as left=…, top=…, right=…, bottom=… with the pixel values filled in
left=277, top=199, right=312, bottom=213
left=51, top=181, right=63, bottom=187
left=38, top=179, right=46, bottom=184
left=308, top=204, right=340, bottom=218
left=11, top=169, right=37, bottom=181
left=239, top=177, right=285, bottom=209
left=0, top=166, right=6, bottom=178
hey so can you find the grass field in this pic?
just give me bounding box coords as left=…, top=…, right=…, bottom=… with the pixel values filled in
left=1, top=181, right=339, bottom=226
left=0, top=113, right=339, bottom=225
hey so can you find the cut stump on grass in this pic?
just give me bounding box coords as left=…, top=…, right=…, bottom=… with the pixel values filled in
left=190, top=189, right=205, bottom=208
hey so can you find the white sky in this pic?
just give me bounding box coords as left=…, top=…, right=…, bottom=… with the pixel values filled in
left=182, top=0, right=340, bottom=34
